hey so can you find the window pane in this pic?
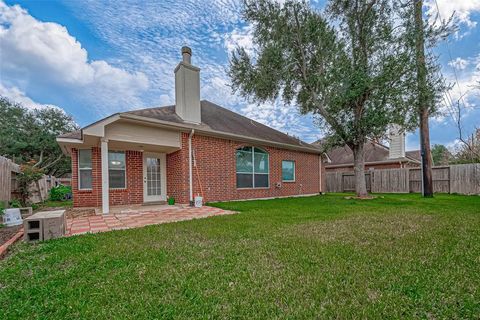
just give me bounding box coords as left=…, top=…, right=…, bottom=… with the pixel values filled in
left=236, top=150, right=253, bottom=173
left=109, top=170, right=126, bottom=188
left=254, top=174, right=269, bottom=188
left=282, top=161, right=295, bottom=181
left=108, top=151, right=126, bottom=169
left=254, top=150, right=269, bottom=173
left=78, top=149, right=92, bottom=169
left=79, top=169, right=92, bottom=189
left=236, top=173, right=253, bottom=188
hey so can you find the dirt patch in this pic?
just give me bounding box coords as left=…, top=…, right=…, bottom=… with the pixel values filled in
left=0, top=225, right=22, bottom=247
left=66, top=208, right=96, bottom=219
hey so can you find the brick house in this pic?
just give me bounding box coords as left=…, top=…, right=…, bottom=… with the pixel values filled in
left=57, top=47, right=325, bottom=213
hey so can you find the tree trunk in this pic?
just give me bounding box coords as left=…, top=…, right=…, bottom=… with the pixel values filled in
left=420, top=108, right=434, bottom=197
left=415, top=0, right=434, bottom=197
left=352, top=143, right=368, bottom=198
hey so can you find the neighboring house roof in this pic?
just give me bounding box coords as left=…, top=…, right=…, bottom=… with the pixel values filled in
left=59, top=100, right=318, bottom=153
left=405, top=150, right=421, bottom=162
left=312, top=140, right=420, bottom=166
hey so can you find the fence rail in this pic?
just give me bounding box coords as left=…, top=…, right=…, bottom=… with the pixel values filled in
left=326, top=163, right=480, bottom=195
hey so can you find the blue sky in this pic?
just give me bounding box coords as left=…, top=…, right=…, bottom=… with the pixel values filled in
left=0, top=0, right=479, bottom=150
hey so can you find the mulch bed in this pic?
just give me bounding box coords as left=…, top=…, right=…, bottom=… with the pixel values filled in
left=0, top=225, right=22, bottom=247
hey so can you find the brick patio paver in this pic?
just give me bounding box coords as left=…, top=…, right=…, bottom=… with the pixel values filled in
left=66, top=206, right=236, bottom=236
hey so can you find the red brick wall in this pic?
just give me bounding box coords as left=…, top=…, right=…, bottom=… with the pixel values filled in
left=166, top=133, right=322, bottom=203
left=108, top=150, right=143, bottom=205
left=72, top=147, right=102, bottom=207
left=72, top=134, right=322, bottom=207
left=71, top=148, right=143, bottom=207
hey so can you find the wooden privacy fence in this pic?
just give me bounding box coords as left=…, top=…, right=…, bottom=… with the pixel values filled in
left=1, top=156, right=59, bottom=203
left=326, top=163, right=480, bottom=195
left=0, top=156, right=20, bottom=202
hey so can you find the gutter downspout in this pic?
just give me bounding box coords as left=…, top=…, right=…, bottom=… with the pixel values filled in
left=189, top=129, right=195, bottom=206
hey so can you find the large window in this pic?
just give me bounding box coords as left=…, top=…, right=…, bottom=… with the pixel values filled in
left=236, top=147, right=269, bottom=188
left=78, top=149, right=92, bottom=189
left=109, top=151, right=126, bottom=189
left=282, top=160, right=295, bottom=182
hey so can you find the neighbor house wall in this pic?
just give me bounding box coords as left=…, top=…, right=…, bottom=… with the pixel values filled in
left=166, top=133, right=322, bottom=204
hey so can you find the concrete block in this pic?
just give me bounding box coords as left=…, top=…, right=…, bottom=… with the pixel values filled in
left=23, top=210, right=66, bottom=242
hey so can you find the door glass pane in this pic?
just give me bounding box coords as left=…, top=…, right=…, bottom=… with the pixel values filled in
left=147, top=157, right=161, bottom=196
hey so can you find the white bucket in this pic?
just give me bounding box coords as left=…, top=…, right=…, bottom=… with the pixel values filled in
left=3, top=208, right=23, bottom=226
left=194, top=196, right=203, bottom=208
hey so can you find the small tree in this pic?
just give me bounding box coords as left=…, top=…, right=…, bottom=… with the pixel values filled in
left=17, top=162, right=44, bottom=206
left=229, top=0, right=417, bottom=197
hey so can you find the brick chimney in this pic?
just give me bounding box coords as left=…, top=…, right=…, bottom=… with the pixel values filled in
left=175, top=46, right=201, bottom=124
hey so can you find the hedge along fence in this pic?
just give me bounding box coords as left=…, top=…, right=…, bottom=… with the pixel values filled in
left=326, top=163, right=480, bottom=195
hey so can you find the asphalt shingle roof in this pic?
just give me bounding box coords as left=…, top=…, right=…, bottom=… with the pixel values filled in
left=60, top=100, right=317, bottom=151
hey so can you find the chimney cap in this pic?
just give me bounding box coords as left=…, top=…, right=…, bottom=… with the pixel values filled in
left=181, top=46, right=192, bottom=55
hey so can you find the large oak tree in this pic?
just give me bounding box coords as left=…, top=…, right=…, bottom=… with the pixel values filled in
left=229, top=0, right=420, bottom=197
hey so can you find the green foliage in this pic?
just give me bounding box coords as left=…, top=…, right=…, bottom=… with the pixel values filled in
left=0, top=97, right=78, bottom=176
left=8, top=199, right=22, bottom=208
left=17, top=162, right=44, bottom=206
left=431, top=144, right=451, bottom=165
left=49, top=185, right=72, bottom=201
left=230, top=0, right=418, bottom=147
left=0, top=194, right=479, bottom=318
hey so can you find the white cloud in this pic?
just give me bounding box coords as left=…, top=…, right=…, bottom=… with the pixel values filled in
left=448, top=57, right=469, bottom=70
left=0, top=1, right=149, bottom=114
left=425, top=0, right=480, bottom=29
left=0, top=83, right=48, bottom=109
left=224, top=25, right=255, bottom=56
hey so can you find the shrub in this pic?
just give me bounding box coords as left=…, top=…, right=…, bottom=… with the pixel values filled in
left=9, top=199, right=21, bottom=208
left=49, top=185, right=72, bottom=201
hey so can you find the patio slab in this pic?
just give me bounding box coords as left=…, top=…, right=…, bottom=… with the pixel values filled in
left=66, top=205, right=236, bottom=236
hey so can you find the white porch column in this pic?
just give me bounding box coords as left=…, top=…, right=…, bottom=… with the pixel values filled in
left=101, top=138, right=109, bottom=214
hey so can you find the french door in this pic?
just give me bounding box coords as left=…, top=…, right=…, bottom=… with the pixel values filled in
left=143, top=153, right=167, bottom=202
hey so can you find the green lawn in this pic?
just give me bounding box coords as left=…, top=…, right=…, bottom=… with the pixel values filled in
left=1, top=194, right=479, bottom=319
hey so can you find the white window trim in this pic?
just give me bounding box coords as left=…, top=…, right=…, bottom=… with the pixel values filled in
left=282, top=160, right=296, bottom=182
left=108, top=151, right=127, bottom=190
left=78, top=149, right=93, bottom=190
left=236, top=147, right=270, bottom=189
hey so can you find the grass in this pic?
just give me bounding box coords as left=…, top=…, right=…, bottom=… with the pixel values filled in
left=0, top=193, right=479, bottom=319
left=32, top=199, right=73, bottom=211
